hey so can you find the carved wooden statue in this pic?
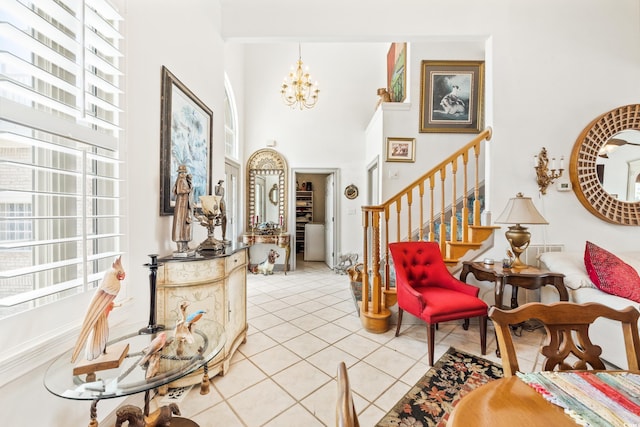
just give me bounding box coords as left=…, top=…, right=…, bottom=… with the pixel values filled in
left=115, top=403, right=180, bottom=427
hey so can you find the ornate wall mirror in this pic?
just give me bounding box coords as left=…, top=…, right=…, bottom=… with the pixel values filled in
left=246, top=148, right=288, bottom=231
left=570, top=104, right=640, bottom=225
left=269, top=184, right=279, bottom=206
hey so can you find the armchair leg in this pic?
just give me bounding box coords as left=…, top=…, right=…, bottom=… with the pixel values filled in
left=462, top=318, right=470, bottom=330
left=479, top=315, right=487, bottom=355
left=395, top=308, right=404, bottom=337
left=427, top=323, right=436, bottom=366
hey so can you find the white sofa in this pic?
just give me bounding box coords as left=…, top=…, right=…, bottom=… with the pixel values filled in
left=539, top=250, right=640, bottom=369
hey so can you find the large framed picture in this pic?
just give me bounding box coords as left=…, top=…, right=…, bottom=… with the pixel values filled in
left=387, top=42, right=407, bottom=102
left=419, top=60, right=484, bottom=133
left=386, top=137, right=416, bottom=162
left=159, top=66, right=213, bottom=216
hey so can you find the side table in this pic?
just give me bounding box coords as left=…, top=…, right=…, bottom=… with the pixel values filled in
left=44, top=323, right=225, bottom=427
left=460, top=261, right=567, bottom=356
left=460, top=261, right=568, bottom=310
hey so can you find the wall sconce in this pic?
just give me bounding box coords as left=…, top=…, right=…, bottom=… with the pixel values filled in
left=534, top=147, right=564, bottom=195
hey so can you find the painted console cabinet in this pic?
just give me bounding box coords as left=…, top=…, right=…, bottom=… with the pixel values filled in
left=156, top=245, right=248, bottom=386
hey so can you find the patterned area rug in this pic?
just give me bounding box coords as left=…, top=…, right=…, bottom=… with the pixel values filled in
left=376, top=347, right=503, bottom=427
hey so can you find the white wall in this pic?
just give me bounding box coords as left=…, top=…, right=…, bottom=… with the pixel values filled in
left=238, top=42, right=388, bottom=257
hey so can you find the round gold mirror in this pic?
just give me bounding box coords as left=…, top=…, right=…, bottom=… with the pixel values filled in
left=570, top=104, right=640, bottom=225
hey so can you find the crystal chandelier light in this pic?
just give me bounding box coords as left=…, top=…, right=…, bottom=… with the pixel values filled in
left=281, top=44, right=320, bottom=110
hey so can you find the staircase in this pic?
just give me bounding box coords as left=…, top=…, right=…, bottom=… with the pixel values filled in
left=359, top=128, right=497, bottom=333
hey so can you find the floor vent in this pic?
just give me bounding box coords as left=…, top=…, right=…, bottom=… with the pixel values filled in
left=159, top=385, right=193, bottom=405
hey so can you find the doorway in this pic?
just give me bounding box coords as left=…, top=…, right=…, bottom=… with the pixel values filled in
left=292, top=169, right=338, bottom=270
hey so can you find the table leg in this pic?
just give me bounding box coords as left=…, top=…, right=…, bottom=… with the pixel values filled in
left=284, top=242, right=290, bottom=275
left=88, top=399, right=99, bottom=427
left=511, top=286, right=519, bottom=309
left=494, top=277, right=506, bottom=309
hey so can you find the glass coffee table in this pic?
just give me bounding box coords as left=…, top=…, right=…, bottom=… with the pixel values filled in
left=44, top=322, right=225, bottom=427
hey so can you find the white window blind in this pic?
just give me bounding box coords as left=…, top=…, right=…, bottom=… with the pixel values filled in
left=0, top=0, right=123, bottom=319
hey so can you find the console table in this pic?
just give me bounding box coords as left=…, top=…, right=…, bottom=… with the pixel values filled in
left=241, top=232, right=291, bottom=274
left=155, top=244, right=248, bottom=387
left=44, top=323, right=225, bottom=427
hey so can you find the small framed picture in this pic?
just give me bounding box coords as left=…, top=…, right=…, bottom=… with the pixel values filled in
left=386, top=137, right=416, bottom=162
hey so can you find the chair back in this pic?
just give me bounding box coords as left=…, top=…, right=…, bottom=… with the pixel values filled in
left=336, top=362, right=359, bottom=427
left=489, top=301, right=640, bottom=377
left=389, top=241, right=452, bottom=289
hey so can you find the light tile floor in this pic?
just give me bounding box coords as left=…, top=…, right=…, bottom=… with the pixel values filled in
left=154, top=256, right=548, bottom=427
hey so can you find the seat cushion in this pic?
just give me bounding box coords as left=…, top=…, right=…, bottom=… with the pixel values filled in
left=584, top=241, right=640, bottom=303
left=416, top=286, right=488, bottom=323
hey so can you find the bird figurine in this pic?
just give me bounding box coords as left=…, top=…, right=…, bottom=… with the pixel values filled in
left=71, top=256, right=125, bottom=363
left=139, top=331, right=168, bottom=367
left=174, top=303, right=206, bottom=354
left=185, top=309, right=206, bottom=332
left=174, top=302, right=193, bottom=352
left=139, top=332, right=170, bottom=379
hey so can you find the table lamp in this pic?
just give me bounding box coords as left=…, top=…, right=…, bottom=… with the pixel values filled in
left=494, top=193, right=548, bottom=269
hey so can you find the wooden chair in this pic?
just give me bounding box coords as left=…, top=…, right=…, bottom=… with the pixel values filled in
left=389, top=241, right=488, bottom=365
left=489, top=301, right=640, bottom=377
left=336, top=362, right=359, bottom=427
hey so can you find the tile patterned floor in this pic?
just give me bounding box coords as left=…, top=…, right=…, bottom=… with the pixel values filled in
left=152, top=256, right=547, bottom=426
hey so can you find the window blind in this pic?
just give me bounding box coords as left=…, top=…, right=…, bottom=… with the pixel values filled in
left=0, top=0, right=123, bottom=319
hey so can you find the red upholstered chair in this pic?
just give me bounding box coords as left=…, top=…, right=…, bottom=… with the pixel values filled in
left=389, top=241, right=488, bottom=365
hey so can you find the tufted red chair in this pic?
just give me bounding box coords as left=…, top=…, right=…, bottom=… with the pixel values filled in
left=389, top=241, right=488, bottom=365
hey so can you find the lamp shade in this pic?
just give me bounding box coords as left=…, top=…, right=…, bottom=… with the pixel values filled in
left=495, top=193, right=548, bottom=225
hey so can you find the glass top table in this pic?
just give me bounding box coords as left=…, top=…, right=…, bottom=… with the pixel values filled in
left=44, top=322, right=225, bottom=425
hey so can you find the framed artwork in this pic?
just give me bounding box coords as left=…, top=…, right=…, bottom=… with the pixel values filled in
left=419, top=60, right=484, bottom=133
left=387, top=42, right=407, bottom=102
left=386, top=137, right=416, bottom=162
left=159, top=66, right=213, bottom=216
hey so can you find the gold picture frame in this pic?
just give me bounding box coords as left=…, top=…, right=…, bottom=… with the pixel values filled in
left=386, top=137, right=416, bottom=162
left=419, top=60, right=484, bottom=133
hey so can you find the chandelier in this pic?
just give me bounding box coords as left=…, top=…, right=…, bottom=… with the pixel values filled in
left=280, top=44, right=320, bottom=110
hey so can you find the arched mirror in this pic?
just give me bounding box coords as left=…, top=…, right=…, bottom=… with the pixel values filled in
left=246, top=148, right=288, bottom=231
left=570, top=104, right=640, bottom=225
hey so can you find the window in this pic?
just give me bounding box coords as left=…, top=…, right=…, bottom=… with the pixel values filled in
left=0, top=0, right=123, bottom=320
left=224, top=74, right=238, bottom=159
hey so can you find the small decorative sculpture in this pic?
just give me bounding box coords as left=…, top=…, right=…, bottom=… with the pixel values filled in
left=174, top=301, right=206, bottom=356
left=139, top=332, right=169, bottom=379
left=334, top=253, right=359, bottom=275
left=193, top=195, right=225, bottom=252
left=251, top=249, right=279, bottom=275
left=171, top=165, right=195, bottom=256
left=115, top=403, right=181, bottom=427
left=71, top=256, right=125, bottom=363
left=375, top=87, right=392, bottom=109
left=215, top=179, right=229, bottom=243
